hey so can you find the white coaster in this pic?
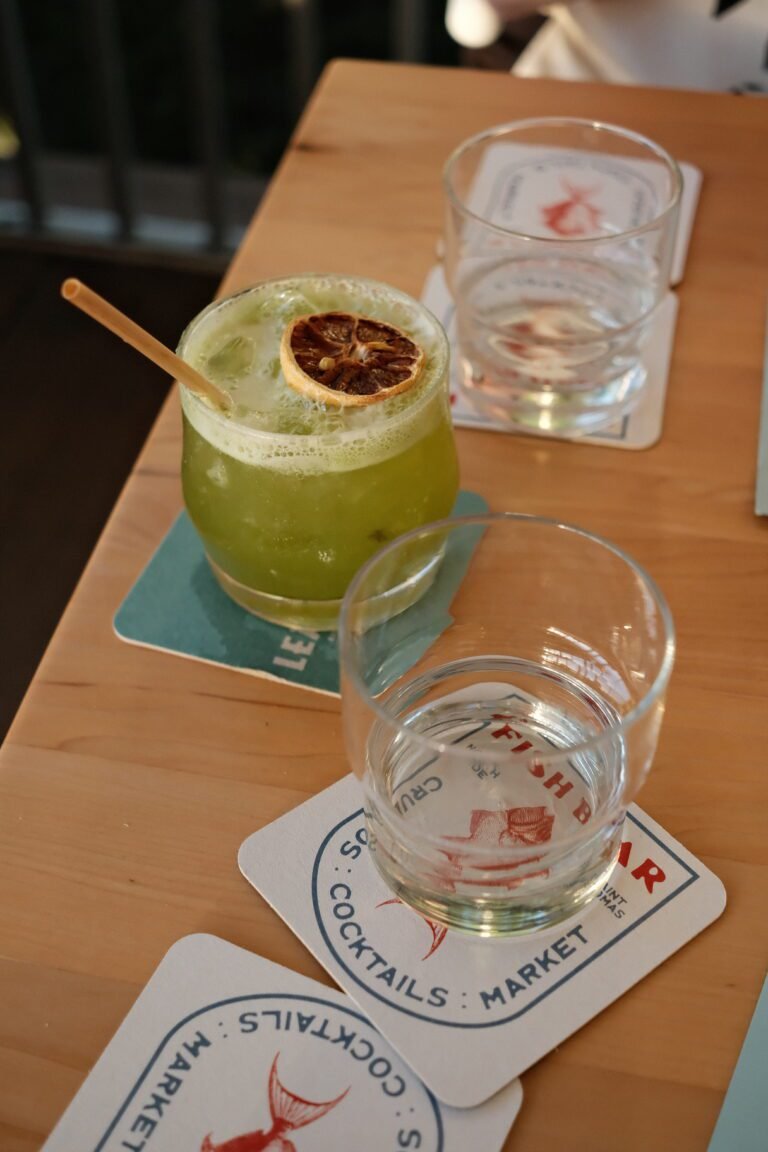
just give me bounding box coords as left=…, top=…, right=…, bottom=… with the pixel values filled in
left=423, top=264, right=678, bottom=450
left=240, top=775, right=726, bottom=1108
left=41, top=935, right=522, bottom=1152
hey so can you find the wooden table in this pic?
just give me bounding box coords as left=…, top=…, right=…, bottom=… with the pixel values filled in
left=2, top=62, right=767, bottom=1151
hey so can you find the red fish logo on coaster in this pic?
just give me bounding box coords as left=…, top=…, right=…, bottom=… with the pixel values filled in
left=440, top=807, right=555, bottom=889
left=376, top=898, right=448, bottom=960
left=201, top=1053, right=348, bottom=1152
left=458, top=807, right=555, bottom=848
left=541, top=180, right=602, bottom=237
left=371, top=810, right=553, bottom=957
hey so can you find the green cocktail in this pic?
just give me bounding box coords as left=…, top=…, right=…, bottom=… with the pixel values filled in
left=178, top=274, right=459, bottom=629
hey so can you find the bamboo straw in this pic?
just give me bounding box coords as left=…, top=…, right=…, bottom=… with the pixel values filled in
left=61, top=278, right=232, bottom=412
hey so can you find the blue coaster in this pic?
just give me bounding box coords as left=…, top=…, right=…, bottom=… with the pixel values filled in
left=707, top=975, right=768, bottom=1152
left=114, top=490, right=488, bottom=697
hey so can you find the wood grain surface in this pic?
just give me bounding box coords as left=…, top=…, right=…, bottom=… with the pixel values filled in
left=2, top=61, right=767, bottom=1151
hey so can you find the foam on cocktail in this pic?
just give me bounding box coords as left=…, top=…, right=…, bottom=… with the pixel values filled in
left=178, top=275, right=448, bottom=475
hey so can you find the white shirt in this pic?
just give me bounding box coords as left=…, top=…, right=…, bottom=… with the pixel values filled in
left=514, top=0, right=768, bottom=92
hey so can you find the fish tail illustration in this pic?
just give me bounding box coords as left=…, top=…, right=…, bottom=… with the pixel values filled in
left=269, top=1054, right=349, bottom=1132
left=377, top=897, right=449, bottom=961
left=422, top=922, right=448, bottom=961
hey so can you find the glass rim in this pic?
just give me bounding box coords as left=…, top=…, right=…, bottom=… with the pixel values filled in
left=442, top=116, right=683, bottom=245
left=177, top=273, right=449, bottom=446
left=339, top=511, right=676, bottom=774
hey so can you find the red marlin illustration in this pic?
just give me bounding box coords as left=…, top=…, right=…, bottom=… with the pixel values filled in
left=440, top=806, right=555, bottom=889
left=376, top=897, right=448, bottom=960
left=200, top=1054, right=348, bottom=1152
left=451, top=807, right=555, bottom=849
left=541, top=179, right=602, bottom=237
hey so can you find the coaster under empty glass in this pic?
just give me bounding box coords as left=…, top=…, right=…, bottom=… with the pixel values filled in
left=340, top=514, right=675, bottom=936
left=443, top=118, right=682, bottom=437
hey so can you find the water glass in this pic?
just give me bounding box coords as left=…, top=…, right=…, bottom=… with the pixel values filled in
left=340, top=514, right=675, bottom=936
left=443, top=118, right=682, bottom=436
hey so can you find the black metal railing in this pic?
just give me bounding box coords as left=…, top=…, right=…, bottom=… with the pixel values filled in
left=0, top=0, right=447, bottom=257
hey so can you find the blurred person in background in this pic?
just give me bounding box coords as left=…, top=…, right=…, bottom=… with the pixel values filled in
left=446, top=0, right=768, bottom=92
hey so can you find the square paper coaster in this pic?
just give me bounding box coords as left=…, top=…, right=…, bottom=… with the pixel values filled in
left=42, top=935, right=522, bottom=1152
left=239, top=774, right=726, bottom=1108
left=114, top=489, right=487, bottom=697
left=423, top=265, right=679, bottom=450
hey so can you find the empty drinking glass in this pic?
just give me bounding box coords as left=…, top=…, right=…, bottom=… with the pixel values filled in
left=443, top=118, right=682, bottom=437
left=340, top=514, right=675, bottom=936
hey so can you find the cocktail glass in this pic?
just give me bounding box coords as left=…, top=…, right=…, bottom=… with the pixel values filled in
left=178, top=275, right=459, bottom=630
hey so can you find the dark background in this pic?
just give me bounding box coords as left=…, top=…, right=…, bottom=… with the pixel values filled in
left=6, top=0, right=460, bottom=174
left=0, top=1, right=539, bottom=736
